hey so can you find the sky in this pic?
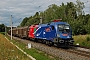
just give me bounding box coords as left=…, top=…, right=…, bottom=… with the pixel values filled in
left=0, top=0, right=90, bottom=27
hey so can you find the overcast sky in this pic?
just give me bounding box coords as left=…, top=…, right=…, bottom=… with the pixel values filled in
left=0, top=0, right=90, bottom=26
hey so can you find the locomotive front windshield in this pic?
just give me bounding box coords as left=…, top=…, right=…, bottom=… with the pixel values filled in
left=58, top=24, right=70, bottom=32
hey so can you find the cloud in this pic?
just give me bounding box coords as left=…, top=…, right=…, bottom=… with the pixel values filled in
left=0, top=0, right=90, bottom=26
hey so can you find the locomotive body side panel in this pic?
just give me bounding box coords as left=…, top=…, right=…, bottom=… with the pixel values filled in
left=34, top=24, right=56, bottom=42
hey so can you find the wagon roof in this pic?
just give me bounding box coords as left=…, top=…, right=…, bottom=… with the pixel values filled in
left=17, top=26, right=29, bottom=29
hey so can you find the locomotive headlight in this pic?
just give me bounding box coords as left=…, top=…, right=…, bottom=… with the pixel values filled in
left=57, top=34, right=60, bottom=37
left=67, top=36, right=70, bottom=38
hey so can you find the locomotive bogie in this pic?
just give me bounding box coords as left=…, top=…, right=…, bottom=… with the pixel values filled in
left=53, top=37, right=74, bottom=47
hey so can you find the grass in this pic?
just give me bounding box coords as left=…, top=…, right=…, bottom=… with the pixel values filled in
left=0, top=33, right=31, bottom=60
left=6, top=34, right=60, bottom=60
left=0, top=32, right=5, bottom=35
left=73, top=35, right=90, bottom=48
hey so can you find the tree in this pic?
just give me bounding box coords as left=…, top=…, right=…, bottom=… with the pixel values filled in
left=85, top=14, right=90, bottom=34
left=20, top=17, right=29, bottom=26
left=65, top=2, right=77, bottom=23
left=0, top=24, right=5, bottom=32
left=75, top=0, right=85, bottom=15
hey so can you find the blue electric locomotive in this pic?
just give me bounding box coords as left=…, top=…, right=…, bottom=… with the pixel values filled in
left=34, top=20, right=74, bottom=47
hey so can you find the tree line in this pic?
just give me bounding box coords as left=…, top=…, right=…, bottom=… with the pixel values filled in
left=20, top=0, right=90, bottom=35
left=0, top=24, right=11, bottom=33
left=0, top=24, right=5, bottom=32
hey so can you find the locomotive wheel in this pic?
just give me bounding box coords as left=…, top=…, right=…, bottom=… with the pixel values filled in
left=46, top=40, right=48, bottom=45
left=34, top=38, right=38, bottom=42
left=42, top=40, right=46, bottom=44
left=57, top=43, right=60, bottom=48
left=46, top=41, right=53, bottom=46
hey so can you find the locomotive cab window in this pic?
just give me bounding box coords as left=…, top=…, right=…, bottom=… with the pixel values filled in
left=51, top=26, right=55, bottom=30
left=58, top=24, right=70, bottom=32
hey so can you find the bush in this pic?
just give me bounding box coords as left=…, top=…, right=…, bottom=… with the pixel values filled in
left=0, top=32, right=5, bottom=35
left=82, top=42, right=86, bottom=46
left=86, top=36, right=90, bottom=41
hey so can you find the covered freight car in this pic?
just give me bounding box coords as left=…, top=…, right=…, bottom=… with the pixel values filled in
left=16, top=26, right=29, bottom=38
left=12, top=28, right=17, bottom=36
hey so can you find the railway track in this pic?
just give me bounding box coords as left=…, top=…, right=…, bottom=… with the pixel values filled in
left=10, top=36, right=90, bottom=60
left=66, top=47, right=90, bottom=57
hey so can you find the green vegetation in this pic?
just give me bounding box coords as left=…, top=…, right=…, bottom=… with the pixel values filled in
left=0, top=24, right=10, bottom=33
left=0, top=32, right=5, bottom=35
left=0, top=24, right=5, bottom=32
left=73, top=35, right=90, bottom=48
left=6, top=35, right=60, bottom=60
left=0, top=34, right=31, bottom=60
left=86, top=36, right=90, bottom=42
